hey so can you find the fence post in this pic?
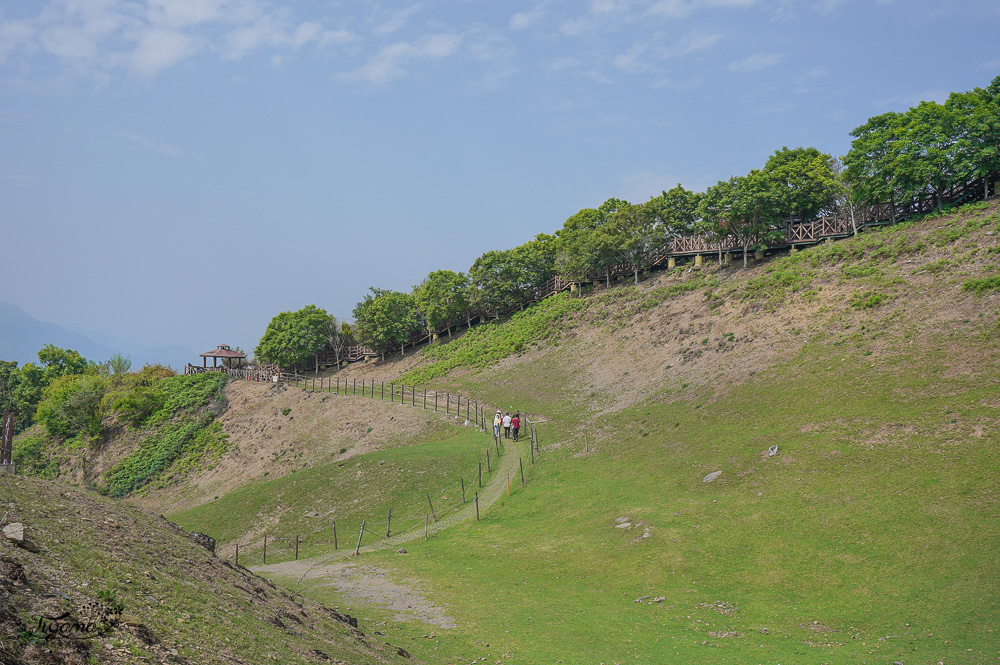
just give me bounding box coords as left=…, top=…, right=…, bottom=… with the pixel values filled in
left=486, top=447, right=491, bottom=472
left=263, top=536, right=267, bottom=564
left=424, top=514, right=429, bottom=540
left=295, top=536, right=299, bottom=561
left=520, top=458, right=524, bottom=484
left=235, top=543, right=239, bottom=566
left=387, top=508, right=392, bottom=538
left=446, top=393, right=449, bottom=415
left=333, top=522, right=337, bottom=550
left=353, top=378, right=356, bottom=396
left=354, top=520, right=365, bottom=557
left=495, top=435, right=500, bottom=456
left=461, top=477, right=466, bottom=503
left=427, top=495, right=437, bottom=522
left=381, top=382, right=384, bottom=400
left=530, top=437, right=535, bottom=463
left=479, top=461, right=482, bottom=487
left=423, top=389, right=427, bottom=410
left=412, top=387, right=415, bottom=407
left=434, top=392, right=438, bottom=412
left=475, top=493, right=480, bottom=521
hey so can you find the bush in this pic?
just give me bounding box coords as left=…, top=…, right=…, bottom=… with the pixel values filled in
left=34, top=374, right=108, bottom=440
left=850, top=290, right=888, bottom=309
left=104, top=385, right=167, bottom=428
left=963, top=274, right=1000, bottom=294
left=11, top=435, right=61, bottom=478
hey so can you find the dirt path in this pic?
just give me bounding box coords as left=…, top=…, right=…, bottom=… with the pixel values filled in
left=255, top=560, right=457, bottom=628
left=251, top=432, right=531, bottom=625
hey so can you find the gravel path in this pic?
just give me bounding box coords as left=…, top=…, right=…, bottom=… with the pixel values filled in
left=315, top=433, right=529, bottom=561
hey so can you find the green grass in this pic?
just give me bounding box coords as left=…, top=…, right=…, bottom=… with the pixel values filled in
left=169, top=425, right=504, bottom=562
left=271, top=334, right=1000, bottom=665
left=963, top=274, right=1000, bottom=294
left=399, top=291, right=585, bottom=385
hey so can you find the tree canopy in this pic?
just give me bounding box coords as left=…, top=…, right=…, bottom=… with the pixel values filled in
left=254, top=305, right=331, bottom=371
left=352, top=288, right=423, bottom=357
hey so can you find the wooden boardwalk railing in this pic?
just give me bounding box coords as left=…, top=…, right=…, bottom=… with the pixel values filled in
left=191, top=175, right=994, bottom=378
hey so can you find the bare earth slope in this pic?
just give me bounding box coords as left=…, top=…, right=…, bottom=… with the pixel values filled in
left=132, top=381, right=464, bottom=515
left=0, top=476, right=414, bottom=665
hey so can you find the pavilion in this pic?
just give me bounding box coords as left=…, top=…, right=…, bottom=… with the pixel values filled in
left=198, top=344, right=246, bottom=369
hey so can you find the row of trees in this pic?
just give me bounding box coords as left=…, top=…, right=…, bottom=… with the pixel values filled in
left=0, top=345, right=135, bottom=435
left=843, top=76, right=1000, bottom=210
left=254, top=75, right=999, bottom=366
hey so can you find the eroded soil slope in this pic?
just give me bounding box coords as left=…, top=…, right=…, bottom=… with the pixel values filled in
left=0, top=476, right=414, bottom=665
left=133, top=381, right=468, bottom=514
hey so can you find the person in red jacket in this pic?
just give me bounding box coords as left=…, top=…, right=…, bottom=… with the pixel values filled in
left=511, top=413, right=520, bottom=442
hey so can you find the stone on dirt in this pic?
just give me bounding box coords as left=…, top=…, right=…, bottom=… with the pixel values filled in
left=703, top=471, right=722, bottom=483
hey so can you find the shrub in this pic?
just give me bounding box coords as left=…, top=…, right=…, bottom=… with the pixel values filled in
left=34, top=374, right=108, bottom=439
left=11, top=435, right=61, bottom=478
left=963, top=274, right=1000, bottom=294
left=850, top=290, right=888, bottom=309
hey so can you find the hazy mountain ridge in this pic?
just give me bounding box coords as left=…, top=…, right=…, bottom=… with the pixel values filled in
left=0, top=301, right=196, bottom=369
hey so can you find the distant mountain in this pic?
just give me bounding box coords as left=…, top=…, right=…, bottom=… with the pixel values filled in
left=0, top=302, right=196, bottom=370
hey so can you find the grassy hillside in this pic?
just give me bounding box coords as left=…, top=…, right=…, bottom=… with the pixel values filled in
left=10, top=199, right=1000, bottom=664
left=235, top=200, right=1000, bottom=664
left=0, top=476, right=413, bottom=664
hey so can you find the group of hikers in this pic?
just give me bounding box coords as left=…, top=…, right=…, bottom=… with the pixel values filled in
left=492, top=410, right=522, bottom=442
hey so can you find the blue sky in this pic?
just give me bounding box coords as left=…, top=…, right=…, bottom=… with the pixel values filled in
left=1, top=0, right=998, bottom=362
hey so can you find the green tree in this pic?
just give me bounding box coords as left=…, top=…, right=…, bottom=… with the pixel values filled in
left=352, top=289, right=423, bottom=358
left=37, top=344, right=89, bottom=379
left=602, top=201, right=659, bottom=284
left=413, top=270, right=470, bottom=339
left=697, top=177, right=741, bottom=264
left=35, top=374, right=108, bottom=440
left=469, top=240, right=555, bottom=314
left=843, top=111, right=910, bottom=211
left=554, top=208, right=604, bottom=283
left=254, top=305, right=332, bottom=372
left=646, top=184, right=702, bottom=236
left=946, top=77, right=1000, bottom=200
left=762, top=146, right=842, bottom=221
left=901, top=101, right=967, bottom=210
left=108, top=353, right=133, bottom=382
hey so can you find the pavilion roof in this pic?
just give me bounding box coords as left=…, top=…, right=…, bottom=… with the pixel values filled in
left=199, top=345, right=245, bottom=359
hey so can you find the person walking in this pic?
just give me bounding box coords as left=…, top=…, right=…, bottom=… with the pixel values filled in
left=502, top=412, right=512, bottom=439
left=511, top=413, right=520, bottom=442
left=493, top=410, right=502, bottom=440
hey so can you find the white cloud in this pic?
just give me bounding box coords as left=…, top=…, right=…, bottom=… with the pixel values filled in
left=117, top=129, right=182, bottom=157
left=336, top=32, right=462, bottom=85
left=147, top=0, right=227, bottom=28
left=0, top=20, right=36, bottom=65
left=1, top=2, right=358, bottom=80
left=728, top=52, right=783, bottom=72
left=660, top=32, right=722, bottom=57
left=373, top=4, right=421, bottom=36
left=647, top=0, right=757, bottom=17
left=128, top=29, right=197, bottom=75
left=40, top=24, right=99, bottom=63
left=466, top=29, right=517, bottom=90
left=509, top=5, right=546, bottom=30
left=559, top=16, right=593, bottom=37
left=547, top=56, right=581, bottom=72
left=614, top=42, right=651, bottom=73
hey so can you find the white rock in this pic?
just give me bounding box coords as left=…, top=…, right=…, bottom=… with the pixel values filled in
left=703, top=471, right=722, bottom=483
left=2, top=522, right=24, bottom=543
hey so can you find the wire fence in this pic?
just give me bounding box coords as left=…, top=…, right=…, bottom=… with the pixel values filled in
left=222, top=380, right=544, bottom=567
